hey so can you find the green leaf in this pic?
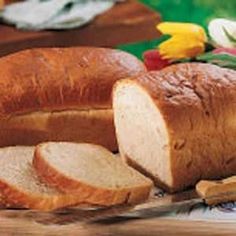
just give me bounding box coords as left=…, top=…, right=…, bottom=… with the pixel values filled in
left=196, top=52, right=236, bottom=69
left=117, top=35, right=170, bottom=60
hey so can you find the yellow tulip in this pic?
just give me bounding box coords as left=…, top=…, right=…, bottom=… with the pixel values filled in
left=157, top=22, right=207, bottom=60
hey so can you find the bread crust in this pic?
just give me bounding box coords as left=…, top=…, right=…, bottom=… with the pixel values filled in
left=196, top=176, right=236, bottom=205
left=33, top=144, right=152, bottom=206
left=115, top=63, right=236, bottom=192
left=0, top=145, right=89, bottom=211
left=0, top=193, right=18, bottom=208
left=0, top=178, right=85, bottom=211
left=0, top=47, right=145, bottom=151
left=0, top=109, right=117, bottom=151
left=0, top=47, right=145, bottom=116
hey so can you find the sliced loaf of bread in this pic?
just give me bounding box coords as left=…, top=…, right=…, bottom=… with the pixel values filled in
left=0, top=146, right=86, bottom=211
left=34, top=142, right=153, bottom=206
left=113, top=63, right=236, bottom=192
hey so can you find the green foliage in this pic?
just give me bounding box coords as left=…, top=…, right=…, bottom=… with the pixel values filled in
left=197, top=52, right=236, bottom=69
left=140, top=0, right=236, bottom=28
left=118, top=36, right=169, bottom=60
left=118, top=0, right=236, bottom=60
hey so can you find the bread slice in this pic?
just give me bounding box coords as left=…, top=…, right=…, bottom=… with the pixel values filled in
left=113, top=63, right=236, bottom=192
left=0, top=146, right=85, bottom=211
left=34, top=142, right=153, bottom=206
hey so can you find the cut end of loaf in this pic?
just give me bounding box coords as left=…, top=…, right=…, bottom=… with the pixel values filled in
left=113, top=80, right=173, bottom=190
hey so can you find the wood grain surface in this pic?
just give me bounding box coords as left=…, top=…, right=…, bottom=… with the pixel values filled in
left=0, top=209, right=235, bottom=236
left=0, top=0, right=161, bottom=57
left=0, top=188, right=233, bottom=236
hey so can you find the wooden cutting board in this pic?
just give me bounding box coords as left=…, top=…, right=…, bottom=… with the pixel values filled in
left=0, top=0, right=161, bottom=57
left=0, top=208, right=236, bottom=236
left=1, top=188, right=236, bottom=236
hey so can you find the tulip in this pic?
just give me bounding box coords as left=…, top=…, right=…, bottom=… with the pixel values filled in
left=143, top=50, right=170, bottom=71
left=157, top=22, right=207, bottom=60
left=208, top=19, right=236, bottom=48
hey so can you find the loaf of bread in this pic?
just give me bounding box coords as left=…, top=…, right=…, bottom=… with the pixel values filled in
left=0, top=47, right=145, bottom=151
left=34, top=142, right=153, bottom=206
left=113, top=63, right=236, bottom=192
left=0, top=146, right=86, bottom=211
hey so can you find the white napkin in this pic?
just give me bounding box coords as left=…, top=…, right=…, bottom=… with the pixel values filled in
left=0, top=0, right=119, bottom=30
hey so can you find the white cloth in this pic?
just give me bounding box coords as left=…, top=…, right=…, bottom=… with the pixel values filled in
left=0, top=0, right=119, bottom=30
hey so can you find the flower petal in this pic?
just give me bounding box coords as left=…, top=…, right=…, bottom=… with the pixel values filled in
left=208, top=18, right=236, bottom=48
left=157, top=22, right=207, bottom=42
left=143, top=49, right=170, bottom=70
left=159, top=35, right=205, bottom=60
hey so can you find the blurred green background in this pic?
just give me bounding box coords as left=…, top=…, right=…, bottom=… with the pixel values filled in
left=118, top=0, right=236, bottom=59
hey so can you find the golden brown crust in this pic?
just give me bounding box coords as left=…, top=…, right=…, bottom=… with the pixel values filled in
left=33, top=144, right=152, bottom=206
left=0, top=109, right=117, bottom=151
left=117, top=63, right=236, bottom=192
left=0, top=47, right=144, bottom=151
left=0, top=193, right=17, bottom=209
left=0, top=179, right=84, bottom=211
left=0, top=47, right=145, bottom=117
left=196, top=176, right=236, bottom=205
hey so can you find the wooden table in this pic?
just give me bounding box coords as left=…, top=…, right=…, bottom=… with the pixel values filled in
left=0, top=209, right=235, bottom=236
left=0, top=0, right=161, bottom=57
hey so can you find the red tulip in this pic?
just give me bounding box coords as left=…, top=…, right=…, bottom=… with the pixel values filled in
left=143, top=49, right=170, bottom=71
